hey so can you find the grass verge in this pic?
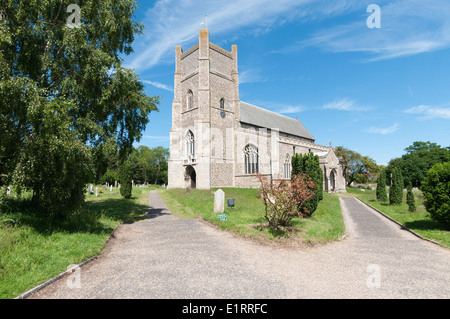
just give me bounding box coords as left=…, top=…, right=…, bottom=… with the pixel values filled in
left=0, top=186, right=159, bottom=299
left=158, top=188, right=345, bottom=246
left=346, top=187, right=449, bottom=247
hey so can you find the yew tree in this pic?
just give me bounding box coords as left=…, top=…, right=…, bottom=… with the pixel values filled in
left=0, top=1, right=159, bottom=214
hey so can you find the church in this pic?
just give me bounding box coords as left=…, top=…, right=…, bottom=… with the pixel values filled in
left=168, top=28, right=346, bottom=193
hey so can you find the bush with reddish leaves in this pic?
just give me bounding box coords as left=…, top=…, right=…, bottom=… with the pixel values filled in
left=258, top=173, right=316, bottom=228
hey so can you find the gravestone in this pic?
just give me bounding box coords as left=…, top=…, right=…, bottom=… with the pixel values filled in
left=89, top=184, right=94, bottom=195
left=110, top=185, right=113, bottom=192
left=95, top=187, right=98, bottom=197
left=214, top=189, right=225, bottom=213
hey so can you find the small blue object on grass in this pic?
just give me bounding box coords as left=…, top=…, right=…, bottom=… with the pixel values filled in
left=218, top=214, right=227, bottom=221
left=227, top=198, right=235, bottom=208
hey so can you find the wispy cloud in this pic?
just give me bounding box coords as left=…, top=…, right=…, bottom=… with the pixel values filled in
left=323, top=98, right=369, bottom=111
left=404, top=104, right=450, bottom=120
left=278, top=0, right=450, bottom=62
left=366, top=123, right=400, bottom=135
left=142, top=80, right=174, bottom=92
left=125, top=0, right=360, bottom=71
left=277, top=105, right=306, bottom=114
left=239, top=68, right=267, bottom=84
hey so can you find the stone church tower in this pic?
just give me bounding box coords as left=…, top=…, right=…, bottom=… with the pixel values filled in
left=168, top=28, right=346, bottom=193
left=168, top=28, right=239, bottom=189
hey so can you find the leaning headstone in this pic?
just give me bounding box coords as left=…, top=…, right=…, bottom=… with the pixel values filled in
left=214, top=189, right=225, bottom=213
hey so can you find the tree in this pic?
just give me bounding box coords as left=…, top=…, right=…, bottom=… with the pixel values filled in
left=406, top=182, right=416, bottom=212
left=387, top=141, right=450, bottom=187
left=334, top=146, right=379, bottom=186
left=292, top=152, right=323, bottom=216
left=421, top=162, right=450, bottom=226
left=389, top=167, right=403, bottom=205
left=119, top=162, right=133, bottom=199
left=376, top=168, right=388, bottom=202
left=0, top=1, right=159, bottom=212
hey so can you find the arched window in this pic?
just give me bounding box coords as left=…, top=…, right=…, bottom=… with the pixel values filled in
left=186, top=130, right=195, bottom=158
left=220, top=98, right=225, bottom=109
left=284, top=154, right=291, bottom=179
left=244, top=144, right=258, bottom=174
left=187, top=90, right=193, bottom=109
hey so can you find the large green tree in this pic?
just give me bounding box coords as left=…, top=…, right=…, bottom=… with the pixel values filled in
left=334, top=146, right=379, bottom=186
left=386, top=141, right=450, bottom=187
left=0, top=1, right=159, bottom=213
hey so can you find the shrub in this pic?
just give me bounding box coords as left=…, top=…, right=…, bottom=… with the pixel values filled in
left=389, top=166, right=403, bottom=205
left=421, top=162, right=450, bottom=225
left=119, top=162, right=133, bottom=199
left=292, top=152, right=323, bottom=215
left=258, top=173, right=316, bottom=228
left=376, top=168, right=388, bottom=202
left=406, top=182, right=416, bottom=212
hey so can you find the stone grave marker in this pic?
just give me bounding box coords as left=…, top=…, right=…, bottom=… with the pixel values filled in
left=214, top=189, right=225, bottom=213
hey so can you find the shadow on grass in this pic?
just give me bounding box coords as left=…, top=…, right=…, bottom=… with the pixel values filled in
left=1, top=197, right=150, bottom=236
left=404, top=219, right=449, bottom=232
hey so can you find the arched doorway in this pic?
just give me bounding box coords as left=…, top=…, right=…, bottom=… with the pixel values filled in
left=185, top=166, right=196, bottom=189
left=330, top=169, right=336, bottom=192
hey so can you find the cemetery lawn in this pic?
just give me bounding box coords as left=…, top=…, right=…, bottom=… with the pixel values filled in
left=159, top=188, right=345, bottom=246
left=0, top=186, right=159, bottom=299
left=346, top=187, right=450, bottom=247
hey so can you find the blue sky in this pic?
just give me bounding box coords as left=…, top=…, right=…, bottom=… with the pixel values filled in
left=122, top=0, right=450, bottom=165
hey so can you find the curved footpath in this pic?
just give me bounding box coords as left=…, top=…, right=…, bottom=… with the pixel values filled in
left=27, top=191, right=450, bottom=299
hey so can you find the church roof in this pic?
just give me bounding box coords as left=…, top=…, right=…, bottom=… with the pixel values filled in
left=239, top=101, right=315, bottom=141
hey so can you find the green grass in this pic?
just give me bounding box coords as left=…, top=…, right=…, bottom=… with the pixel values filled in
left=346, top=187, right=450, bottom=247
left=0, top=185, right=161, bottom=299
left=159, top=188, right=345, bottom=246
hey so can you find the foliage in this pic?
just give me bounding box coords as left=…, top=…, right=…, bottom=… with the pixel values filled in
left=421, top=162, right=450, bottom=226
left=334, top=146, right=379, bottom=186
left=386, top=141, right=450, bottom=187
left=119, top=162, right=133, bottom=199
left=406, top=182, right=416, bottom=212
left=376, top=168, right=388, bottom=202
left=292, top=152, right=323, bottom=215
left=258, top=173, right=316, bottom=228
left=0, top=1, right=159, bottom=212
left=389, top=166, right=403, bottom=205
left=127, top=146, right=170, bottom=185
left=99, top=169, right=119, bottom=186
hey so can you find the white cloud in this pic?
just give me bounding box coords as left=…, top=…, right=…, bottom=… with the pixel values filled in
left=277, top=105, right=305, bottom=114
left=366, top=123, right=400, bottom=135
left=404, top=105, right=450, bottom=120
left=323, top=98, right=369, bottom=111
left=125, top=0, right=360, bottom=71
left=282, top=0, right=450, bottom=62
left=142, top=80, right=174, bottom=92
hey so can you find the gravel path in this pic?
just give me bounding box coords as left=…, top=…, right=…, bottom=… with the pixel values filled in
left=28, top=191, right=450, bottom=299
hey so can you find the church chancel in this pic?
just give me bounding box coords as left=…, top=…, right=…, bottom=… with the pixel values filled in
left=168, top=28, right=345, bottom=193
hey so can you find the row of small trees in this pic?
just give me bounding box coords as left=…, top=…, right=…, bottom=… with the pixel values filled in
left=376, top=161, right=450, bottom=226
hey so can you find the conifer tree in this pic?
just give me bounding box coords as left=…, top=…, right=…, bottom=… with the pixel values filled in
left=406, top=182, right=416, bottom=212
left=389, top=167, right=403, bottom=205
left=376, top=168, right=388, bottom=202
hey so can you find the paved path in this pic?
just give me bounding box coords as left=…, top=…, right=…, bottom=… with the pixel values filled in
left=28, top=191, right=450, bottom=299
